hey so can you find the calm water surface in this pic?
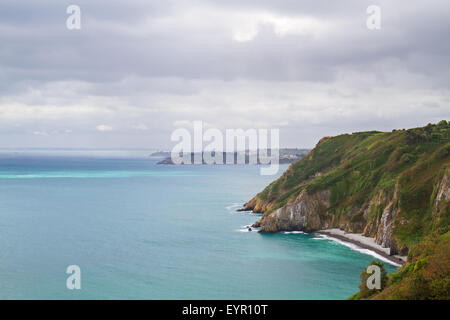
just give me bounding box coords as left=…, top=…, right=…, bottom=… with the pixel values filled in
left=0, top=156, right=396, bottom=299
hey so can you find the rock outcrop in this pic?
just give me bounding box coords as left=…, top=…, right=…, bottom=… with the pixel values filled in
left=259, top=190, right=330, bottom=232
left=435, top=172, right=450, bottom=213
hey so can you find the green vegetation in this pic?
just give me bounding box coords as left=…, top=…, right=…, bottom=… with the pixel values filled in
left=249, top=121, right=449, bottom=249
left=366, top=232, right=449, bottom=299
left=245, top=121, right=449, bottom=299
left=349, top=260, right=388, bottom=300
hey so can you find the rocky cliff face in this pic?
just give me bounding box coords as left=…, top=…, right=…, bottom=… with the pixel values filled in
left=375, top=203, right=396, bottom=249
left=257, top=183, right=403, bottom=254
left=259, top=189, right=331, bottom=232
left=435, top=172, right=450, bottom=214
left=365, top=183, right=401, bottom=254
left=244, top=121, right=450, bottom=257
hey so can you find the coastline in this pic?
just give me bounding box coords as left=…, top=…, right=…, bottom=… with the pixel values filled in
left=316, top=228, right=407, bottom=266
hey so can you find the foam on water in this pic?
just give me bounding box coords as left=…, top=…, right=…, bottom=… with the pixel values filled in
left=314, top=234, right=401, bottom=267
left=283, top=231, right=306, bottom=235
left=225, top=203, right=242, bottom=211
left=227, top=203, right=262, bottom=217
left=236, top=224, right=260, bottom=233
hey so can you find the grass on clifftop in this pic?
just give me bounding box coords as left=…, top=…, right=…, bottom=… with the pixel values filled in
left=253, top=120, right=449, bottom=250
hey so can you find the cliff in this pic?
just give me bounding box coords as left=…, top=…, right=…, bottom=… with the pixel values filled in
left=244, top=121, right=450, bottom=257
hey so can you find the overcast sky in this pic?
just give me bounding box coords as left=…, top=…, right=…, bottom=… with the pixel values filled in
left=0, top=0, right=449, bottom=149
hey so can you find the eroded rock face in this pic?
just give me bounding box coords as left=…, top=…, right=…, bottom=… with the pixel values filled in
left=257, top=182, right=404, bottom=255
left=254, top=170, right=448, bottom=257
left=362, top=191, right=386, bottom=237
left=432, top=171, right=450, bottom=234
left=259, top=190, right=331, bottom=232
left=375, top=202, right=395, bottom=249
left=357, top=181, right=402, bottom=254
left=435, top=172, right=450, bottom=212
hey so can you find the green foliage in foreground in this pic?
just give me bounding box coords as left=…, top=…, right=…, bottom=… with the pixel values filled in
left=349, top=261, right=388, bottom=300
left=353, top=232, right=450, bottom=300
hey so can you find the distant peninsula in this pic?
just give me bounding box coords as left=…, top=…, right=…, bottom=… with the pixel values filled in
left=152, top=148, right=310, bottom=165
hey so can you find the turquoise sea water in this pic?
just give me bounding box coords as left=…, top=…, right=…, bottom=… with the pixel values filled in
left=0, top=156, right=396, bottom=299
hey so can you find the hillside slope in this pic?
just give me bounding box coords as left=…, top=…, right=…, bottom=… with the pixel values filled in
left=373, top=231, right=449, bottom=299
left=243, top=121, right=450, bottom=257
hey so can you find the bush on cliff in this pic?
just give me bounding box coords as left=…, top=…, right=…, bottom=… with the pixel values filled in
left=350, top=260, right=388, bottom=300
left=369, top=231, right=450, bottom=300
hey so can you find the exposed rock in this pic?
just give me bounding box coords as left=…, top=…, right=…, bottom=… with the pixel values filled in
left=435, top=171, right=450, bottom=213
left=375, top=202, right=395, bottom=249
left=236, top=207, right=252, bottom=212
left=259, top=190, right=330, bottom=232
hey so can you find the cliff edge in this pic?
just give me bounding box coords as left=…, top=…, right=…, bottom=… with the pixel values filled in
left=244, top=121, right=450, bottom=258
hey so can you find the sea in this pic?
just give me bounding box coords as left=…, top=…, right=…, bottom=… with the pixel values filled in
left=0, top=151, right=397, bottom=299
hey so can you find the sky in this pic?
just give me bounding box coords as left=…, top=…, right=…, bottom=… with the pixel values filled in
left=0, top=0, right=449, bottom=149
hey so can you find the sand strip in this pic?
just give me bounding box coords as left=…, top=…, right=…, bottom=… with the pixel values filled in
left=316, top=228, right=407, bottom=266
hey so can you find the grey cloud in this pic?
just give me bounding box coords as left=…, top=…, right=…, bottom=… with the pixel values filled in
left=1, top=0, right=448, bottom=84
left=0, top=0, right=449, bottom=148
